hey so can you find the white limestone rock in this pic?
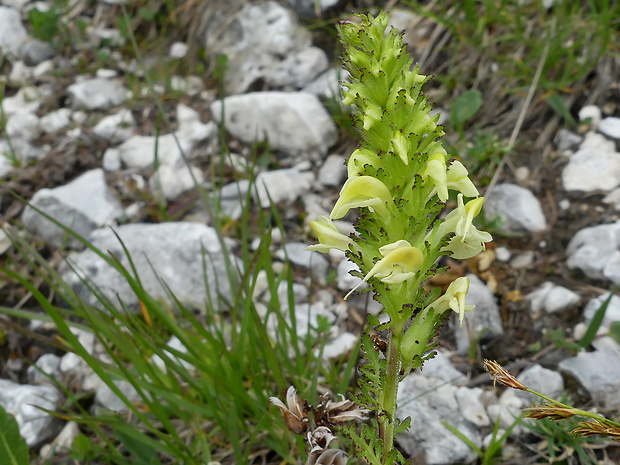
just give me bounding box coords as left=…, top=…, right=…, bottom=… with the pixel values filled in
left=484, top=183, right=547, bottom=234
left=21, top=169, right=124, bottom=249
left=0, top=6, right=28, bottom=54
left=211, top=92, right=338, bottom=157
left=61, top=222, right=238, bottom=312
left=93, top=108, right=136, bottom=143
left=254, top=167, right=314, bottom=207
left=0, top=379, right=61, bottom=446
left=67, top=78, right=129, bottom=110
left=566, top=221, right=620, bottom=283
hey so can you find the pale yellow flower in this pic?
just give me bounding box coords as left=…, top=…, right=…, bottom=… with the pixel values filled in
left=345, top=240, right=423, bottom=299
left=423, top=149, right=448, bottom=201
left=426, top=276, right=475, bottom=326
left=307, top=216, right=353, bottom=253
left=330, top=176, right=392, bottom=220
left=435, top=194, right=492, bottom=259
left=446, top=160, right=479, bottom=198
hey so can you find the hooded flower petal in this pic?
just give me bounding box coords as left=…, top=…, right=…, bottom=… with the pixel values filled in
left=423, top=149, right=448, bottom=201
left=330, top=176, right=392, bottom=220
left=347, top=148, right=380, bottom=177
left=307, top=216, right=353, bottom=253
left=391, top=130, right=410, bottom=165
left=425, top=277, right=475, bottom=326
left=345, top=240, right=423, bottom=299
left=435, top=194, right=492, bottom=259
left=446, top=160, right=479, bottom=198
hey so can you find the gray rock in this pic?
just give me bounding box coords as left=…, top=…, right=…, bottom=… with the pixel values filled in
left=67, top=78, right=129, bottom=110
left=0, top=379, right=61, bottom=446
left=118, top=105, right=214, bottom=169
left=526, top=281, right=580, bottom=316
left=554, top=128, right=583, bottom=153
left=494, top=246, right=511, bottom=262
left=285, top=0, right=341, bottom=18
left=0, top=6, right=28, bottom=54
left=580, top=131, right=616, bottom=153
left=95, top=380, right=141, bottom=412
left=9, top=60, right=31, bottom=82
left=1, top=85, right=45, bottom=117
left=566, top=221, right=620, bottom=283
left=102, top=148, right=121, bottom=171
left=486, top=389, right=527, bottom=434
left=211, top=92, right=338, bottom=157
left=318, top=332, right=358, bottom=359
left=318, top=154, right=346, bottom=187
left=600, top=117, right=620, bottom=141
left=455, top=386, right=490, bottom=427
left=151, top=336, right=194, bottom=372
left=583, top=292, right=620, bottom=329
left=418, top=351, right=467, bottom=384
left=302, top=68, right=349, bottom=100
left=277, top=280, right=309, bottom=309
left=515, top=364, right=564, bottom=404
left=397, top=373, right=480, bottom=465
left=39, top=421, right=80, bottom=461
left=268, top=301, right=336, bottom=340
left=93, top=108, right=135, bottom=143
left=268, top=46, right=329, bottom=89
left=559, top=350, right=620, bottom=407
left=170, top=75, right=203, bottom=96
left=61, top=222, right=238, bottom=311
left=210, top=180, right=250, bottom=220
left=22, top=169, right=124, bottom=249
left=254, top=167, right=314, bottom=207
left=20, top=38, right=55, bottom=66
left=336, top=259, right=365, bottom=292
left=277, top=242, right=329, bottom=282
left=452, top=274, right=503, bottom=355
left=169, top=41, right=188, bottom=58
left=6, top=111, right=41, bottom=141
left=578, top=105, right=602, bottom=129
left=118, top=133, right=195, bottom=169
left=0, top=138, right=47, bottom=177
left=205, top=1, right=320, bottom=93
left=562, top=148, right=620, bottom=192
left=40, top=109, right=72, bottom=133
left=484, top=183, right=547, bottom=234
left=27, top=354, right=61, bottom=385
left=149, top=164, right=204, bottom=201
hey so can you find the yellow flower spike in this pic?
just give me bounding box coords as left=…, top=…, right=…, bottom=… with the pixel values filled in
left=425, top=277, right=475, bottom=326
left=435, top=194, right=492, bottom=259
left=391, top=131, right=410, bottom=165
left=306, top=216, right=353, bottom=253
left=446, top=161, right=479, bottom=198
left=344, top=240, right=423, bottom=300
left=330, top=176, right=392, bottom=220
left=423, top=150, right=448, bottom=201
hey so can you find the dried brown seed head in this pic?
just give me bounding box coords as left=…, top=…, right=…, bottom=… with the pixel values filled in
left=483, top=359, right=527, bottom=391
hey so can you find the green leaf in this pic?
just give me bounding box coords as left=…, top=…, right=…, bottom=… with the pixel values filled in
left=546, top=94, right=577, bottom=127
left=580, top=286, right=619, bottom=348
left=450, top=90, right=482, bottom=129
left=114, top=426, right=162, bottom=465
left=0, top=404, right=29, bottom=465
left=547, top=328, right=581, bottom=351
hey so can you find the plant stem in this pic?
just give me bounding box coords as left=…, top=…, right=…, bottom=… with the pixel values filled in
left=381, top=328, right=402, bottom=463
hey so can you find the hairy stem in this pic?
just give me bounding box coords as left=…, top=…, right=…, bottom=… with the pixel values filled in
left=380, top=328, right=402, bottom=463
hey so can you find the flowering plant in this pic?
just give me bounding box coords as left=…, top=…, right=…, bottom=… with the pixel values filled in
left=272, top=11, right=491, bottom=465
